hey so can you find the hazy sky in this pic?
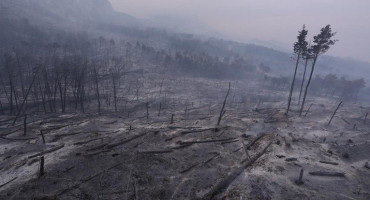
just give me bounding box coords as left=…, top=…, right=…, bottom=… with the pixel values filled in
left=109, top=0, right=370, bottom=62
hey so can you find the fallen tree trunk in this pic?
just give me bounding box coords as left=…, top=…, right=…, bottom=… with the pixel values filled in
left=138, top=149, right=173, bottom=154
left=0, top=177, right=17, bottom=189
left=309, top=171, right=345, bottom=177
left=245, top=134, right=266, bottom=150
left=178, top=137, right=237, bottom=145
left=198, top=142, right=272, bottom=200
left=28, top=144, right=65, bottom=159
left=74, top=137, right=105, bottom=145
left=107, top=132, right=147, bottom=149
left=0, top=136, right=38, bottom=141
left=319, top=160, right=339, bottom=165
left=57, top=162, right=122, bottom=196
left=203, top=153, right=220, bottom=165
left=180, top=128, right=217, bottom=135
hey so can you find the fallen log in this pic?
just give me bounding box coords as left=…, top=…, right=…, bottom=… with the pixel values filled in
left=57, top=162, right=122, bottom=196
left=171, top=143, right=193, bottom=150
left=203, top=153, right=220, bottom=165
left=319, top=160, right=339, bottom=165
left=74, top=137, right=105, bottom=145
left=180, top=128, right=216, bottom=135
left=339, top=117, right=351, bottom=125
left=198, top=142, right=272, bottom=200
left=0, top=177, right=17, bottom=189
left=40, top=125, right=70, bottom=134
left=104, top=120, right=117, bottom=125
left=85, top=150, right=111, bottom=156
left=180, top=163, right=198, bottom=173
left=245, top=134, right=266, bottom=150
left=0, top=136, right=38, bottom=141
left=309, top=171, right=345, bottom=177
left=0, top=128, right=20, bottom=137
left=63, top=166, right=75, bottom=173
left=178, top=137, right=237, bottom=145
left=233, top=147, right=243, bottom=153
left=138, top=149, right=173, bottom=154
left=107, top=132, right=147, bottom=149
left=86, top=143, right=109, bottom=152
left=221, top=139, right=239, bottom=145
left=28, top=144, right=65, bottom=159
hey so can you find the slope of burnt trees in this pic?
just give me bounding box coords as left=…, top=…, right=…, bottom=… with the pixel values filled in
left=0, top=19, right=262, bottom=117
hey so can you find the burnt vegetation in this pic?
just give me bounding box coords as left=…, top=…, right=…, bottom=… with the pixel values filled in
left=1, top=1, right=370, bottom=200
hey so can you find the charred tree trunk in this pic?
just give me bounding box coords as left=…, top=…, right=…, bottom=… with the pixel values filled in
left=217, top=82, right=231, bottom=126
left=12, top=67, right=39, bottom=125
left=304, top=103, right=313, bottom=117
left=298, top=58, right=309, bottom=105
left=39, top=156, right=45, bottom=177
left=327, top=101, right=343, bottom=126
left=93, top=66, right=101, bottom=113
left=0, top=98, right=3, bottom=114
left=112, top=73, right=118, bottom=112
left=300, top=55, right=318, bottom=116
left=286, top=51, right=301, bottom=115
left=23, top=114, right=27, bottom=136
left=171, top=114, right=174, bottom=124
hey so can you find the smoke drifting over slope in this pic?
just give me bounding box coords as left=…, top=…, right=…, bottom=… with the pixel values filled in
left=109, top=0, right=370, bottom=62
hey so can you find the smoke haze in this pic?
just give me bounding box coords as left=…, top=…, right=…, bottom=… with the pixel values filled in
left=109, top=0, right=370, bottom=62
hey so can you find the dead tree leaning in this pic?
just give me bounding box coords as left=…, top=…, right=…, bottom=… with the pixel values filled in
left=217, top=82, right=231, bottom=126
left=327, top=101, right=343, bottom=126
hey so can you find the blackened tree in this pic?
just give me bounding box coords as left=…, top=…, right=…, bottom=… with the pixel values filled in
left=286, top=25, right=308, bottom=115
left=300, top=25, right=337, bottom=116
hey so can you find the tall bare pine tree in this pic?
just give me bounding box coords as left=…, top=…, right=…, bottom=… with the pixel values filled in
left=286, top=25, right=308, bottom=115
left=299, top=25, right=337, bottom=116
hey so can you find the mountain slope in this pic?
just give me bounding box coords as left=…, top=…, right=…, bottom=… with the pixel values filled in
left=1, top=0, right=144, bottom=29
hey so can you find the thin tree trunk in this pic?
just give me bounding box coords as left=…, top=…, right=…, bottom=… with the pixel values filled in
left=112, top=74, right=117, bottom=112
left=300, top=55, right=318, bottom=116
left=328, top=101, right=343, bottom=126
left=23, top=114, right=27, bottom=136
left=93, top=66, right=101, bottom=113
left=0, top=98, right=3, bottom=114
left=286, top=52, right=301, bottom=115
left=217, top=82, right=231, bottom=126
left=298, top=58, right=309, bottom=105
left=39, top=156, right=45, bottom=177
left=9, top=79, right=13, bottom=115
left=12, top=68, right=39, bottom=125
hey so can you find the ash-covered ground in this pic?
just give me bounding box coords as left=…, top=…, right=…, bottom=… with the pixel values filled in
left=1, top=75, right=369, bottom=200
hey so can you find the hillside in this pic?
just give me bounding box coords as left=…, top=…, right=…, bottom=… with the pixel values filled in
left=0, top=1, right=370, bottom=200
left=1, top=0, right=370, bottom=82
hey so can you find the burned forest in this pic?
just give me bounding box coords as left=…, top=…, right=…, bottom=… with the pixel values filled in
left=0, top=0, right=370, bottom=200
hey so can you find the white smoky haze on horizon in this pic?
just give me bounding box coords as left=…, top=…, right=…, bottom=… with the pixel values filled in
left=109, top=0, right=370, bottom=63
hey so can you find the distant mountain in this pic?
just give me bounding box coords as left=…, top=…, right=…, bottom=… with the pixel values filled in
left=1, top=0, right=145, bottom=29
